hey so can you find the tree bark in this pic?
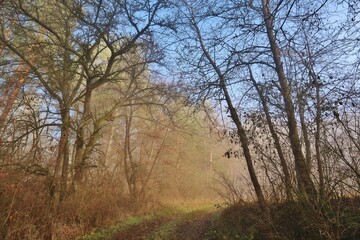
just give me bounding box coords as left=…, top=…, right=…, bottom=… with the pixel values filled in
left=249, top=67, right=293, bottom=200
left=261, top=0, right=317, bottom=198
left=315, top=80, right=325, bottom=199
left=220, top=77, right=268, bottom=211
left=73, top=85, right=93, bottom=190
left=298, top=93, right=312, bottom=171
left=123, top=106, right=138, bottom=204
left=59, top=110, right=71, bottom=202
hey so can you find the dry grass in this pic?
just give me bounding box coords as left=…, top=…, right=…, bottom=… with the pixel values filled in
left=206, top=197, right=360, bottom=240
left=0, top=172, right=132, bottom=240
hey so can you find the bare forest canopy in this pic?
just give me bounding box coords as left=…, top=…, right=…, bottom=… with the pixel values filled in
left=0, top=0, right=359, bottom=239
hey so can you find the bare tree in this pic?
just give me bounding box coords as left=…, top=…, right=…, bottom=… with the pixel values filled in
left=0, top=0, right=165, bottom=208
left=170, top=0, right=268, bottom=211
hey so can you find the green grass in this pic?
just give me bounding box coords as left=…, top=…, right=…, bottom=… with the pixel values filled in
left=77, top=215, right=144, bottom=240
left=145, top=220, right=177, bottom=240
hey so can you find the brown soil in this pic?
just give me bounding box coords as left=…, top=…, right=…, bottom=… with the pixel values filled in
left=110, top=210, right=215, bottom=240
left=111, top=217, right=172, bottom=240
left=172, top=212, right=213, bottom=240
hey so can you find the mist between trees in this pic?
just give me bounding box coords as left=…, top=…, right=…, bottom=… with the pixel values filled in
left=0, top=0, right=359, bottom=239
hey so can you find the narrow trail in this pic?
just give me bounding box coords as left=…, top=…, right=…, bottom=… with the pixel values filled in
left=111, top=217, right=173, bottom=240
left=107, top=207, right=216, bottom=240
left=172, top=212, right=213, bottom=240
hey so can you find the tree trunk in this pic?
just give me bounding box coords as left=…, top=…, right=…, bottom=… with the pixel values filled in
left=104, top=121, right=116, bottom=166
left=123, top=107, right=138, bottom=205
left=138, top=129, right=169, bottom=203
left=261, top=0, right=316, bottom=198
left=249, top=67, right=293, bottom=200
left=73, top=85, right=93, bottom=190
left=315, top=80, right=325, bottom=199
left=59, top=109, right=71, bottom=203
left=220, top=76, right=268, bottom=211
left=191, top=15, right=267, bottom=211
left=0, top=64, right=29, bottom=127
left=298, top=93, right=312, bottom=172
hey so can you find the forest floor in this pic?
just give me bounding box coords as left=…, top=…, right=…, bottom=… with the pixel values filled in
left=111, top=209, right=214, bottom=240
left=77, top=197, right=360, bottom=240
left=78, top=205, right=219, bottom=240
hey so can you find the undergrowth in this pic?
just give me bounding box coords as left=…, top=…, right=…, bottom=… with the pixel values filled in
left=205, top=197, right=360, bottom=240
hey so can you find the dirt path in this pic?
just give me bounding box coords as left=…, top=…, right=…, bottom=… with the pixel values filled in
left=112, top=217, right=173, bottom=240
left=108, top=207, right=216, bottom=240
left=172, top=212, right=213, bottom=240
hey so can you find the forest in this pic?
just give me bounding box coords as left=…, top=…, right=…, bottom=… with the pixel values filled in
left=0, top=0, right=359, bottom=239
